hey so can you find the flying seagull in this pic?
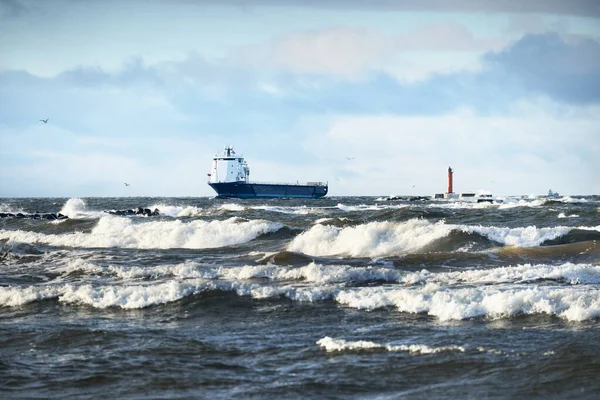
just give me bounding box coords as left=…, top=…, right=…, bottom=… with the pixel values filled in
left=39, top=118, right=49, bottom=123
left=345, top=157, right=355, bottom=160
left=124, top=183, right=130, bottom=186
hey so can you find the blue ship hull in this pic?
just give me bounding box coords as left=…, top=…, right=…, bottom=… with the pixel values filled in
left=209, top=182, right=328, bottom=199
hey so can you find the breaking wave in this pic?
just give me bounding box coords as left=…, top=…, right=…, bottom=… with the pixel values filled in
left=286, top=219, right=598, bottom=257
left=3, top=261, right=598, bottom=322
left=0, top=216, right=284, bottom=249
left=59, top=198, right=105, bottom=219
left=317, top=337, right=465, bottom=354
left=335, top=284, right=600, bottom=322
left=286, top=219, right=454, bottom=257
left=149, top=204, right=203, bottom=218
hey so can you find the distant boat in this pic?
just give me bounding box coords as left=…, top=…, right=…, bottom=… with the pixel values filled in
left=547, top=189, right=560, bottom=198
left=207, top=146, right=328, bottom=199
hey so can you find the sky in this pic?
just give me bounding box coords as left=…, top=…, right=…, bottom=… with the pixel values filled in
left=1, top=0, right=599, bottom=197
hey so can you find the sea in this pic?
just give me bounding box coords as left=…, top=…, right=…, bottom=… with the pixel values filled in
left=1, top=195, right=599, bottom=399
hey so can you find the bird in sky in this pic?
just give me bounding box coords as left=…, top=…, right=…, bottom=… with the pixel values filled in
left=412, top=185, right=416, bottom=188
left=345, top=157, right=355, bottom=160
left=39, top=118, right=49, bottom=123
left=124, top=183, right=130, bottom=186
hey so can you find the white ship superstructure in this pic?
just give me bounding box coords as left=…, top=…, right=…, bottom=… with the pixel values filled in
left=208, top=146, right=250, bottom=184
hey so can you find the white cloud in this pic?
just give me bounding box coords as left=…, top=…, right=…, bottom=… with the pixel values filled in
left=298, top=102, right=600, bottom=196
left=259, top=23, right=505, bottom=81
left=271, top=28, right=388, bottom=79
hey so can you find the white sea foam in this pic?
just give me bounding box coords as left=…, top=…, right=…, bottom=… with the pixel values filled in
left=251, top=205, right=331, bottom=215
left=497, top=199, right=546, bottom=209
left=0, top=285, right=63, bottom=306
left=314, top=217, right=350, bottom=225
left=59, top=280, right=207, bottom=308
left=335, top=285, right=600, bottom=321
left=219, top=262, right=600, bottom=287
left=428, top=202, right=496, bottom=210
left=218, top=262, right=405, bottom=284
left=59, top=198, right=105, bottom=219
left=0, top=203, right=26, bottom=214
left=52, top=258, right=104, bottom=276
left=53, top=259, right=216, bottom=281
left=149, top=204, right=203, bottom=218
left=463, top=225, right=573, bottom=247
left=0, top=279, right=214, bottom=309
left=416, top=262, right=600, bottom=286
left=219, top=203, right=245, bottom=212
left=287, top=219, right=453, bottom=257
left=558, top=196, right=588, bottom=203
left=0, top=216, right=283, bottom=249
left=57, top=261, right=600, bottom=289
left=558, top=213, right=579, bottom=218
left=316, top=337, right=465, bottom=354
left=336, top=203, right=408, bottom=212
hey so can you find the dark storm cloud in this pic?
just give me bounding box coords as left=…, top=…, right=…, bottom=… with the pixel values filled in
left=182, top=0, right=600, bottom=18
left=485, top=33, right=600, bottom=103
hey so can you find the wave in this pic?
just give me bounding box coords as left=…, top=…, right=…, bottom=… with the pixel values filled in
left=249, top=205, right=334, bottom=215
left=149, top=204, right=203, bottom=218
left=541, top=229, right=600, bottom=246
left=336, top=203, right=409, bottom=212
left=59, top=198, right=105, bottom=219
left=463, top=225, right=574, bottom=247
left=335, top=284, right=600, bottom=322
left=317, top=337, right=465, bottom=354
left=0, top=216, right=284, bottom=249
left=558, top=213, right=579, bottom=218
left=0, top=280, right=208, bottom=309
left=3, top=215, right=597, bottom=256
left=286, top=219, right=454, bottom=257
left=422, top=196, right=590, bottom=210
left=3, top=261, right=599, bottom=321
left=219, top=203, right=245, bottom=212
left=286, top=219, right=599, bottom=257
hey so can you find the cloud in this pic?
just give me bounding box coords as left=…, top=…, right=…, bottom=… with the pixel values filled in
left=56, top=58, right=162, bottom=87
left=241, top=23, right=500, bottom=81
left=298, top=104, right=600, bottom=196
left=485, top=33, right=600, bottom=103
left=3, top=31, right=599, bottom=132
left=271, top=28, right=388, bottom=79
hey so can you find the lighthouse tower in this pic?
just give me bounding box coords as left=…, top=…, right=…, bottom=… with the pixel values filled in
left=444, top=166, right=458, bottom=199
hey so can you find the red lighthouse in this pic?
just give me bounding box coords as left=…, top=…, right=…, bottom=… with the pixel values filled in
left=447, top=166, right=453, bottom=194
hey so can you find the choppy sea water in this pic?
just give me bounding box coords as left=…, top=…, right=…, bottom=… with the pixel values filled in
left=1, top=195, right=599, bottom=399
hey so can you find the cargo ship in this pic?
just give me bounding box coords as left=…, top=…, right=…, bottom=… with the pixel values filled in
left=207, top=146, right=328, bottom=199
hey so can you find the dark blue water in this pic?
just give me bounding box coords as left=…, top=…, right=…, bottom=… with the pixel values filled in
left=1, top=196, right=599, bottom=398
